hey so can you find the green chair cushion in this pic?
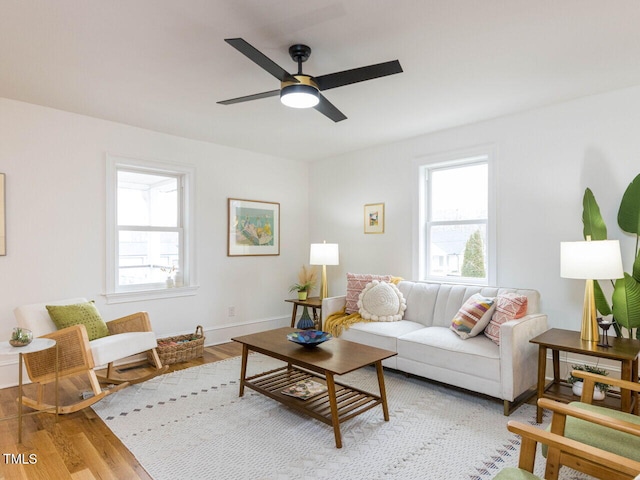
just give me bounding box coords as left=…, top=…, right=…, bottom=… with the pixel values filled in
left=543, top=401, right=640, bottom=461
left=492, top=467, right=541, bottom=480
left=46, top=301, right=109, bottom=341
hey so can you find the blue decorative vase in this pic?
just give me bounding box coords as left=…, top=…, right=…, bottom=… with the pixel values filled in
left=296, top=306, right=315, bottom=330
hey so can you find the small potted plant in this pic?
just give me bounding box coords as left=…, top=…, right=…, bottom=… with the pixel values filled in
left=289, top=265, right=318, bottom=300
left=10, top=327, right=33, bottom=347
left=567, top=364, right=609, bottom=400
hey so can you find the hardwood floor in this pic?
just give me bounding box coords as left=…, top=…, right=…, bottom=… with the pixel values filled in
left=0, top=342, right=243, bottom=480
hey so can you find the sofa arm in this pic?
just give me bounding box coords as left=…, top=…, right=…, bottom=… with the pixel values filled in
left=322, top=296, right=346, bottom=323
left=500, top=313, right=549, bottom=402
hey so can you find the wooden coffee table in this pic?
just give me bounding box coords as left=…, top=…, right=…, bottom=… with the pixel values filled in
left=232, top=327, right=396, bottom=448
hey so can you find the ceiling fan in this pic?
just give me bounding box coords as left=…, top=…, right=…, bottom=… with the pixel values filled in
left=217, top=38, right=403, bottom=122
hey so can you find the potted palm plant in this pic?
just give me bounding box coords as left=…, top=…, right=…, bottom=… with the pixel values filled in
left=567, top=364, right=609, bottom=400
left=581, top=173, right=640, bottom=339
left=289, top=265, right=318, bottom=300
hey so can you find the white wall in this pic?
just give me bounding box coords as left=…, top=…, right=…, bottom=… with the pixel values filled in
left=0, top=98, right=309, bottom=386
left=309, top=85, right=640, bottom=335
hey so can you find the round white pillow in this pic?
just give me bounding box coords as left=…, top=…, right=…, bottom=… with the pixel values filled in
left=357, top=280, right=406, bottom=322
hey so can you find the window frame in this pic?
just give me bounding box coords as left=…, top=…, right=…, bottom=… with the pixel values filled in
left=105, top=155, right=198, bottom=304
left=416, top=145, right=496, bottom=285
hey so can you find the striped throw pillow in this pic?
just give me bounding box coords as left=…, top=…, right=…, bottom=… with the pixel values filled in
left=450, top=293, right=496, bottom=339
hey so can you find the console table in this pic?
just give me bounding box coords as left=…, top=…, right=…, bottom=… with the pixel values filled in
left=530, top=328, right=640, bottom=423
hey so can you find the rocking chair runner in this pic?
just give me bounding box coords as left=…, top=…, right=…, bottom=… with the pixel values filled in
left=14, top=298, right=168, bottom=414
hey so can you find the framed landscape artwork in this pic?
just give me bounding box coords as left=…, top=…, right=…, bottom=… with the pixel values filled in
left=228, top=198, right=280, bottom=256
left=364, top=203, right=384, bottom=234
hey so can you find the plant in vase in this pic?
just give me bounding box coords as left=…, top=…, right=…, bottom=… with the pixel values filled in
left=289, top=265, right=318, bottom=300
left=567, top=364, right=610, bottom=400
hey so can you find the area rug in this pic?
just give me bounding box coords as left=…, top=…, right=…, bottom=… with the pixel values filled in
left=92, top=354, right=593, bottom=480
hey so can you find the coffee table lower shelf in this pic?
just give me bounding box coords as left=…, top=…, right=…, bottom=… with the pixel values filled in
left=244, top=366, right=383, bottom=430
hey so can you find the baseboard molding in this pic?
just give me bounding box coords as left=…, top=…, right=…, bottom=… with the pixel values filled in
left=201, top=316, right=290, bottom=346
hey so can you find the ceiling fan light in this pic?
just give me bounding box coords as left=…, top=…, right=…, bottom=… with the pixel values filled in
left=280, top=84, right=319, bottom=109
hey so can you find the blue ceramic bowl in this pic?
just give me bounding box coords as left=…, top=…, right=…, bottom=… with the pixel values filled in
left=287, top=330, right=332, bottom=348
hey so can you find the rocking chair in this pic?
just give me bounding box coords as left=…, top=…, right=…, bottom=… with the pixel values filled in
left=14, top=297, right=168, bottom=414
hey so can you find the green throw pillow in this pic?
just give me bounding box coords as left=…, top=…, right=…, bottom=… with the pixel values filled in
left=46, top=301, right=109, bottom=341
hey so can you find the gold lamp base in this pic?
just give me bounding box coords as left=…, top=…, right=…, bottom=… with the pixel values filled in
left=319, top=265, right=328, bottom=300
left=581, top=279, right=599, bottom=343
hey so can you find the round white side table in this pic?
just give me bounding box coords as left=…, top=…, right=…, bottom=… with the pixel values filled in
left=0, top=338, right=58, bottom=443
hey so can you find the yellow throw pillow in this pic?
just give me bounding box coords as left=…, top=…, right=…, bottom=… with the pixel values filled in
left=46, top=301, right=109, bottom=341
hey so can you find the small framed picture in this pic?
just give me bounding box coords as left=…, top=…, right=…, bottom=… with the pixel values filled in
left=228, top=198, right=280, bottom=256
left=364, top=203, right=384, bottom=234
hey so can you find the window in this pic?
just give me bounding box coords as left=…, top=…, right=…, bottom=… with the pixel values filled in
left=106, top=156, right=197, bottom=303
left=418, top=148, right=495, bottom=285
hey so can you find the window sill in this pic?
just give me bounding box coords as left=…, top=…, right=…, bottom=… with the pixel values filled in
left=103, top=285, right=199, bottom=304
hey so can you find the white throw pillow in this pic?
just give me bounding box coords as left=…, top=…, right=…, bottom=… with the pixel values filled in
left=358, top=280, right=406, bottom=322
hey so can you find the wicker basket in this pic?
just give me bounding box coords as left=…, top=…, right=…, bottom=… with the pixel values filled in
left=152, top=325, right=205, bottom=365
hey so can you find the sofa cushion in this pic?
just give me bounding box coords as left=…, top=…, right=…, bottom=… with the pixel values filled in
left=339, top=320, right=424, bottom=353
left=397, top=327, right=500, bottom=381
left=46, top=301, right=109, bottom=341
left=397, top=281, right=440, bottom=326
left=90, top=331, right=158, bottom=366
left=484, top=293, right=528, bottom=345
left=345, top=273, right=393, bottom=313
left=358, top=280, right=406, bottom=321
left=450, top=293, right=496, bottom=339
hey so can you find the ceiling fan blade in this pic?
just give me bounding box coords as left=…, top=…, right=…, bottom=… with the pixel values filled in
left=314, top=93, right=347, bottom=122
left=315, top=60, right=403, bottom=91
left=217, top=89, right=280, bottom=105
left=225, top=38, right=298, bottom=83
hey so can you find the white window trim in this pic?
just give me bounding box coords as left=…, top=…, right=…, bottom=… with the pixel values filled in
left=413, top=144, right=497, bottom=285
left=105, top=154, right=198, bottom=304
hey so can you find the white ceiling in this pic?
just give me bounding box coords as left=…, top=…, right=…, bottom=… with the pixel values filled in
left=2, top=1, right=640, bottom=161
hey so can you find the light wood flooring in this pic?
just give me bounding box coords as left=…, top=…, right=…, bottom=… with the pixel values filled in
left=0, top=342, right=243, bottom=480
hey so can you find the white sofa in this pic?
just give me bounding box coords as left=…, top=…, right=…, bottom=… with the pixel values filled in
left=322, top=280, right=548, bottom=414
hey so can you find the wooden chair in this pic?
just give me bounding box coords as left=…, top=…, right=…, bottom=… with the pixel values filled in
left=14, top=298, right=168, bottom=414
left=496, top=369, right=640, bottom=479
left=493, top=419, right=640, bottom=480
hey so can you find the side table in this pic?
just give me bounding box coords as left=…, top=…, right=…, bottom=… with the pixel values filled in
left=530, top=328, right=640, bottom=423
left=285, top=297, right=323, bottom=330
left=0, top=338, right=58, bottom=443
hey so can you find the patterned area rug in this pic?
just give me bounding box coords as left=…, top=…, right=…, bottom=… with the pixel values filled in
left=92, top=354, right=593, bottom=480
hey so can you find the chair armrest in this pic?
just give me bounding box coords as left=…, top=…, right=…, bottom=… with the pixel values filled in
left=106, top=311, right=152, bottom=335
left=507, top=420, right=640, bottom=477
left=321, top=296, right=346, bottom=323
left=499, top=313, right=549, bottom=401
left=538, top=397, right=640, bottom=438
left=24, top=324, right=94, bottom=383
left=572, top=370, right=640, bottom=395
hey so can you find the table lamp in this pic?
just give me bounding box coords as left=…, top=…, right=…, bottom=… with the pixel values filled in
left=310, top=241, right=339, bottom=300
left=560, top=237, right=624, bottom=342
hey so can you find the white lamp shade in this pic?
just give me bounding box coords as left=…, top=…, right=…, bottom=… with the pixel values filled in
left=560, top=239, right=624, bottom=280
left=310, top=243, right=339, bottom=266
